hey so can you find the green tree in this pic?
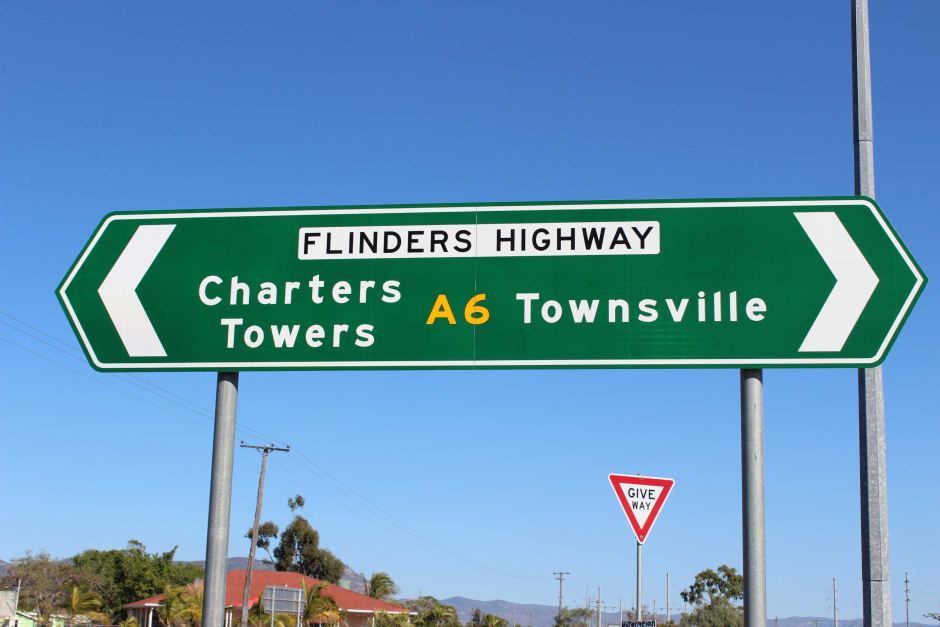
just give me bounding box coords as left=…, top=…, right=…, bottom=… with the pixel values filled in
left=428, top=605, right=461, bottom=627
left=467, top=609, right=484, bottom=627
left=272, top=614, right=300, bottom=627
left=405, top=596, right=460, bottom=627
left=273, top=516, right=344, bottom=583
left=551, top=607, right=593, bottom=627
left=245, top=522, right=280, bottom=562
left=247, top=604, right=294, bottom=627
left=246, top=600, right=269, bottom=627
left=680, top=565, right=743, bottom=606
left=374, top=614, right=410, bottom=627
left=301, top=582, right=342, bottom=626
left=0, top=552, right=97, bottom=627
left=466, top=609, right=506, bottom=627
left=364, top=572, right=399, bottom=600
left=177, top=583, right=204, bottom=626
left=64, top=586, right=104, bottom=626
left=157, top=586, right=191, bottom=627
left=72, top=541, right=203, bottom=621
left=679, top=565, right=744, bottom=627
left=678, top=597, right=741, bottom=627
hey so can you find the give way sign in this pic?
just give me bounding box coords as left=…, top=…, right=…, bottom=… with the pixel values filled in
left=609, top=474, right=675, bottom=544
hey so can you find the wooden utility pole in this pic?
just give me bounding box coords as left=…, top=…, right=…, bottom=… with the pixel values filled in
left=553, top=571, right=570, bottom=622
left=240, top=442, right=290, bottom=627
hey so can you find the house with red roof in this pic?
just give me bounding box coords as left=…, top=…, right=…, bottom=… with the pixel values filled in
left=124, top=570, right=411, bottom=627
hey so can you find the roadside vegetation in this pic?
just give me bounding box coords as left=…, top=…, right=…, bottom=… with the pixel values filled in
left=1, top=494, right=404, bottom=627
left=2, top=522, right=750, bottom=627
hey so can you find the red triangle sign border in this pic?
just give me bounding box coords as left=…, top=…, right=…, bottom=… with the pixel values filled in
left=608, top=473, right=675, bottom=544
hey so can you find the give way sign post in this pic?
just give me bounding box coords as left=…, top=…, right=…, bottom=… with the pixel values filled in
left=610, top=474, right=675, bottom=622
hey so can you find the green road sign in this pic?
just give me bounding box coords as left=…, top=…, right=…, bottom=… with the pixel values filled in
left=57, top=198, right=925, bottom=371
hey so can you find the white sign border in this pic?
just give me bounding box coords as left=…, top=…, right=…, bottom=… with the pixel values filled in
left=58, top=199, right=925, bottom=370
left=609, top=473, right=676, bottom=545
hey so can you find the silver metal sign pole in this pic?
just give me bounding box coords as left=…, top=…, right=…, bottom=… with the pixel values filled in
left=665, top=572, right=669, bottom=624
left=201, top=372, right=240, bottom=627
left=635, top=541, right=642, bottom=621
left=851, top=2, right=891, bottom=625
left=741, top=369, right=766, bottom=627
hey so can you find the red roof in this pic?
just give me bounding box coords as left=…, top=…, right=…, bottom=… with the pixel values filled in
left=125, top=593, right=165, bottom=607
left=125, top=570, right=408, bottom=614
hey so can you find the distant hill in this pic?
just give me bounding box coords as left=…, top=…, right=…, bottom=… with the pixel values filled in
left=438, top=598, right=936, bottom=627
left=442, top=597, right=559, bottom=627
left=0, top=560, right=9, bottom=577
left=441, top=598, right=685, bottom=627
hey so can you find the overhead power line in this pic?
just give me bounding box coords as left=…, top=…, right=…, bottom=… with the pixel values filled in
left=0, top=309, right=543, bottom=581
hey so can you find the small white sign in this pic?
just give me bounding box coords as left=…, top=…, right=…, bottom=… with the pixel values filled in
left=298, top=221, right=660, bottom=259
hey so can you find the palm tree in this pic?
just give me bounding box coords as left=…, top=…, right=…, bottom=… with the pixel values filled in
left=364, top=572, right=398, bottom=601
left=64, top=586, right=104, bottom=626
left=427, top=605, right=458, bottom=627
left=248, top=605, right=292, bottom=627
left=247, top=600, right=268, bottom=627
left=85, top=611, right=113, bottom=626
left=482, top=615, right=506, bottom=627
left=118, top=618, right=140, bottom=627
left=274, top=614, right=300, bottom=627
left=301, top=583, right=342, bottom=626
left=178, top=583, right=204, bottom=626
left=157, top=586, right=190, bottom=627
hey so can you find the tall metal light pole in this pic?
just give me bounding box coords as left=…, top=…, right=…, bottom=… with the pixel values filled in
left=833, top=578, right=839, bottom=627
left=202, top=372, right=239, bottom=627
left=665, top=573, right=670, bottom=624
left=595, top=588, right=602, bottom=627
left=741, top=369, right=766, bottom=627
left=852, top=2, right=892, bottom=626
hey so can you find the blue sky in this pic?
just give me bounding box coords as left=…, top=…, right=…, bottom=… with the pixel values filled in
left=1, top=1, right=938, bottom=622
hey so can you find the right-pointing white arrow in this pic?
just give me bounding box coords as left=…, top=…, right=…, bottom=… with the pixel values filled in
left=796, top=212, right=879, bottom=352
left=98, top=224, right=176, bottom=357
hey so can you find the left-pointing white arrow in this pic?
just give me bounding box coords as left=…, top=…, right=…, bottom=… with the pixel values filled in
left=98, top=224, right=176, bottom=357
left=796, top=212, right=879, bottom=353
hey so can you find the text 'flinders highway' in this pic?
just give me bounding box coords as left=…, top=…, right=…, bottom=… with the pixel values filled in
left=298, top=222, right=659, bottom=259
